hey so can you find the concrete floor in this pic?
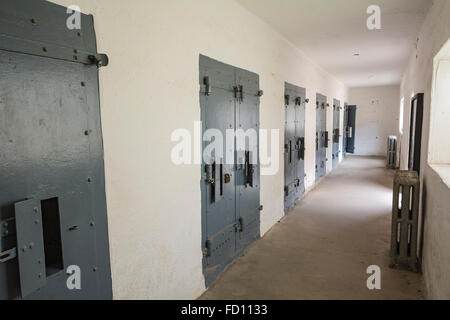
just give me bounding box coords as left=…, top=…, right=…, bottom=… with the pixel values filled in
left=200, top=156, right=423, bottom=300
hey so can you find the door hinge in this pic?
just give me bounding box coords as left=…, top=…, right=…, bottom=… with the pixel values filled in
left=1, top=218, right=15, bottom=238
left=88, top=54, right=109, bottom=68
left=0, top=218, right=17, bottom=264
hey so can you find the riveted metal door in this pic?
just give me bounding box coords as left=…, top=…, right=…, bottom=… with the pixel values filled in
left=332, top=99, right=341, bottom=169
left=236, top=69, right=260, bottom=254
left=284, top=83, right=306, bottom=213
left=346, top=105, right=357, bottom=154
left=315, top=94, right=328, bottom=180
left=200, top=56, right=237, bottom=287
left=0, top=0, right=111, bottom=300
left=200, top=55, right=261, bottom=287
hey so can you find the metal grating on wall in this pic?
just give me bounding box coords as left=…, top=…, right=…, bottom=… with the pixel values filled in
left=387, top=136, right=398, bottom=169
left=390, top=171, right=420, bottom=272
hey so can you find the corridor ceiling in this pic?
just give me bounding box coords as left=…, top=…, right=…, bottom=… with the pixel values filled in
left=236, top=0, right=432, bottom=87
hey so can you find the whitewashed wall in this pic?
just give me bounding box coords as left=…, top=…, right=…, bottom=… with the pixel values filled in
left=399, top=0, right=450, bottom=299
left=349, top=85, right=400, bottom=156
left=51, top=0, right=348, bottom=299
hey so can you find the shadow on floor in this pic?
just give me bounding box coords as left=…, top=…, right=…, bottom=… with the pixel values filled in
left=200, top=156, right=423, bottom=300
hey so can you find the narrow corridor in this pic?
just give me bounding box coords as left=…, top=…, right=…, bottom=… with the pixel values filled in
left=201, top=156, right=423, bottom=300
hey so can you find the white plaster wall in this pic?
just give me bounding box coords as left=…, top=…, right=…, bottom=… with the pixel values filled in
left=429, top=58, right=450, bottom=164
left=399, top=0, right=450, bottom=299
left=349, top=85, right=400, bottom=156
left=50, top=0, right=347, bottom=299
left=422, top=165, right=450, bottom=299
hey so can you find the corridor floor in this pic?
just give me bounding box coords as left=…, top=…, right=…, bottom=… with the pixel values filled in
left=200, top=156, right=423, bottom=300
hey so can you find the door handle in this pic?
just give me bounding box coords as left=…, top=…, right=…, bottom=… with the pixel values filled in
left=324, top=131, right=329, bottom=148
left=205, top=161, right=224, bottom=203
left=238, top=217, right=244, bottom=232
left=297, top=137, right=305, bottom=160
left=244, top=151, right=254, bottom=187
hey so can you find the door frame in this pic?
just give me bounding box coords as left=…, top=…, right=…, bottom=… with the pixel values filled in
left=408, top=93, right=424, bottom=174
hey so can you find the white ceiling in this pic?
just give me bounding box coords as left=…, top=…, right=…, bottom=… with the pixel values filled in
left=236, top=0, right=432, bottom=87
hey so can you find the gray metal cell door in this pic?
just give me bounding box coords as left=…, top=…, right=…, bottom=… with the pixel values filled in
left=332, top=99, right=341, bottom=169
left=315, top=94, right=328, bottom=180
left=0, top=0, right=111, bottom=300
left=346, top=106, right=357, bottom=154
left=200, top=55, right=261, bottom=287
left=284, top=83, right=306, bottom=213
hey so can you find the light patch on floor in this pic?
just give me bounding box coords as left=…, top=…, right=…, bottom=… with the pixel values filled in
left=200, top=156, right=423, bottom=300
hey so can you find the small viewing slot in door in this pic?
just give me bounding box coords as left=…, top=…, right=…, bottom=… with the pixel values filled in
left=41, top=198, right=64, bottom=277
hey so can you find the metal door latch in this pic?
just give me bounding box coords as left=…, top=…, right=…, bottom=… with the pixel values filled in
left=285, top=95, right=290, bottom=106
left=234, top=85, right=243, bottom=102
left=203, top=240, right=211, bottom=257
left=238, top=217, right=244, bottom=232
left=203, top=76, right=212, bottom=96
